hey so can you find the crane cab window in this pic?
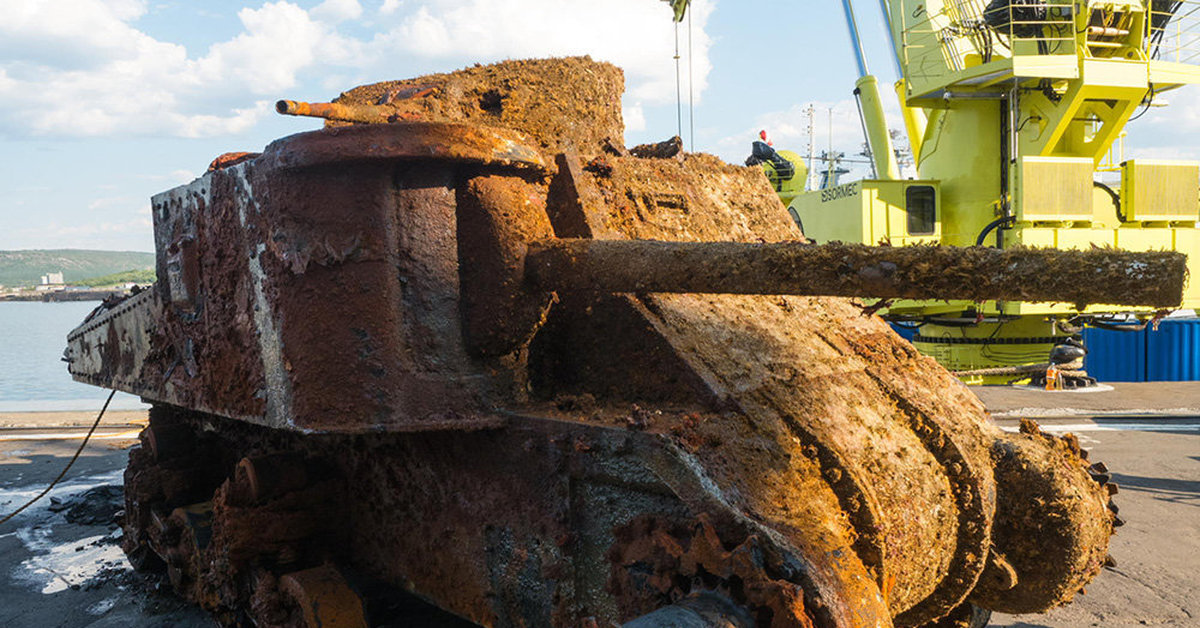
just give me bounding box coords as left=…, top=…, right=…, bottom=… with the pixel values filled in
left=906, top=186, right=936, bottom=235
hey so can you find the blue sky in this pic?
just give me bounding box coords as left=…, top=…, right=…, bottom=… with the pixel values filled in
left=2, top=0, right=1197, bottom=252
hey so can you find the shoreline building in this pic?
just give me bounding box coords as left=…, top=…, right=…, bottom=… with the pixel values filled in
left=36, top=271, right=65, bottom=291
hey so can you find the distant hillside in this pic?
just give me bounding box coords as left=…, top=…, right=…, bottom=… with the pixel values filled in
left=0, top=250, right=155, bottom=287
left=76, top=268, right=157, bottom=287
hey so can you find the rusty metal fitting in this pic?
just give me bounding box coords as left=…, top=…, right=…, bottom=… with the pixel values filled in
left=457, top=173, right=557, bottom=357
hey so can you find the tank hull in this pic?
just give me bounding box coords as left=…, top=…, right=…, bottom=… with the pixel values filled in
left=66, top=58, right=1118, bottom=628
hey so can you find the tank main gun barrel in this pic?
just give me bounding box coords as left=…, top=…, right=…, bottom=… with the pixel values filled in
left=524, top=239, right=1187, bottom=308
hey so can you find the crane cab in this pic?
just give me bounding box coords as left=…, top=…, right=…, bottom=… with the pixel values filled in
left=788, top=179, right=942, bottom=247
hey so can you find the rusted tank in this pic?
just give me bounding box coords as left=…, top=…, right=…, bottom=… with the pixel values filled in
left=66, top=57, right=1145, bottom=628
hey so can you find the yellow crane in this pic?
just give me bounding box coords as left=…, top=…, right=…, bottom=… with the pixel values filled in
left=677, top=0, right=1200, bottom=383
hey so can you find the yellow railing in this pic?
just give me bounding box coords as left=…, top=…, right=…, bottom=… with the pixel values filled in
left=1147, top=0, right=1200, bottom=64
left=899, top=0, right=1076, bottom=83
left=981, top=0, right=1076, bottom=53
left=899, top=0, right=1200, bottom=82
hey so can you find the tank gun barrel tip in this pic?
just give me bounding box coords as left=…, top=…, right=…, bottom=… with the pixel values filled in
left=276, top=99, right=301, bottom=116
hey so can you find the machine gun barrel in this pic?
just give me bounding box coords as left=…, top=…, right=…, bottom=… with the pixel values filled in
left=525, top=239, right=1187, bottom=308
left=276, top=99, right=398, bottom=124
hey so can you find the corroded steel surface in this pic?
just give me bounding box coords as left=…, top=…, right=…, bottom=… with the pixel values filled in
left=529, top=150, right=997, bottom=626
left=457, top=173, right=557, bottom=357
left=69, top=122, right=549, bottom=432
left=329, top=57, right=626, bottom=155
left=260, top=122, right=548, bottom=171
left=68, top=57, right=1121, bottom=628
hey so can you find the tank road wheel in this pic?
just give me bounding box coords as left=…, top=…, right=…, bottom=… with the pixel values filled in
left=246, top=564, right=369, bottom=628
left=273, top=565, right=369, bottom=628
left=119, top=406, right=369, bottom=626
left=122, top=409, right=225, bottom=574
left=161, top=502, right=216, bottom=603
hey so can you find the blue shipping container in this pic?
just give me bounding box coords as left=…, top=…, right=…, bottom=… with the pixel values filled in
left=1082, top=326, right=1148, bottom=382
left=892, top=319, right=1198, bottom=383
left=889, top=322, right=919, bottom=343
left=1147, top=318, right=1200, bottom=381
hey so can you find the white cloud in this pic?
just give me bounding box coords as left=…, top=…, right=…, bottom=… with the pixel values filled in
left=312, top=0, right=364, bottom=23
left=103, top=0, right=149, bottom=21
left=173, top=101, right=272, bottom=139
left=0, top=0, right=714, bottom=139
left=375, top=0, right=713, bottom=105
left=624, top=102, right=647, bottom=133
left=0, top=0, right=152, bottom=70
left=388, top=6, right=451, bottom=53
left=193, top=2, right=353, bottom=94
left=0, top=1, right=351, bottom=137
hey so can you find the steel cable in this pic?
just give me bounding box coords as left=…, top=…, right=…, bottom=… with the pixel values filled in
left=0, top=389, right=116, bottom=526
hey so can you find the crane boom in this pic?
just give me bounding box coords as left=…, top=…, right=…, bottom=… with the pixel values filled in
left=841, top=0, right=902, bottom=180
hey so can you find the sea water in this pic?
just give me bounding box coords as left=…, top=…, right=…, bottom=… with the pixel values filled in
left=0, top=302, right=146, bottom=412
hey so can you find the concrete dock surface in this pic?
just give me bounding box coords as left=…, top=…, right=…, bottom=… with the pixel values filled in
left=0, top=409, right=214, bottom=628
left=975, top=381, right=1200, bottom=417
left=0, top=394, right=1196, bottom=627
left=989, top=415, right=1199, bottom=628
